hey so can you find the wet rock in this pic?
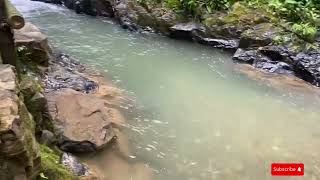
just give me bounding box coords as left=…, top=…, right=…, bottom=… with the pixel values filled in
left=233, top=48, right=260, bottom=64
left=132, top=5, right=156, bottom=28
left=169, top=22, right=205, bottom=40
left=194, top=35, right=239, bottom=49
left=74, top=0, right=98, bottom=16
left=14, top=22, right=51, bottom=66
left=170, top=23, right=239, bottom=49
left=44, top=70, right=98, bottom=93
left=151, top=9, right=179, bottom=34
left=239, top=23, right=282, bottom=48
left=61, top=153, right=90, bottom=176
left=233, top=48, right=294, bottom=75
left=34, top=0, right=114, bottom=17
left=43, top=54, right=98, bottom=93
left=113, top=0, right=141, bottom=31
left=254, top=61, right=293, bottom=75
left=292, top=51, right=320, bottom=86
left=112, top=0, right=179, bottom=33
left=206, top=24, right=243, bottom=39
left=55, top=53, right=86, bottom=72
left=91, top=0, right=114, bottom=17
left=234, top=46, right=320, bottom=84
left=0, top=65, right=41, bottom=180
left=46, top=89, right=117, bottom=153
left=64, top=0, right=75, bottom=9
left=258, top=46, right=293, bottom=64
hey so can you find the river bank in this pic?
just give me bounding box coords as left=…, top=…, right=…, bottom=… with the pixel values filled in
left=30, top=0, right=320, bottom=87
left=0, top=20, right=153, bottom=179
left=8, top=0, right=320, bottom=179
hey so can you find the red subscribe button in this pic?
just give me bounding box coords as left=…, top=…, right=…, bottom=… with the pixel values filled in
left=271, top=163, right=304, bottom=176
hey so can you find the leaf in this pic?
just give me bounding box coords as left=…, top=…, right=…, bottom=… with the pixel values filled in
left=39, top=173, right=48, bottom=179
left=285, top=0, right=299, bottom=4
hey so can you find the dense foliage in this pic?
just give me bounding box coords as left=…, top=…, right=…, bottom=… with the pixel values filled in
left=160, top=0, right=320, bottom=42
left=248, top=0, right=319, bottom=42
left=164, top=0, right=236, bottom=15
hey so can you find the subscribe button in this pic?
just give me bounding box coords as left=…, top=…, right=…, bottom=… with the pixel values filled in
left=271, top=163, right=304, bottom=176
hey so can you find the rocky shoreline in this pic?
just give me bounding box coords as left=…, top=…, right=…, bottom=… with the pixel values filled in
left=32, top=0, right=320, bottom=87
left=0, top=21, right=146, bottom=179
left=1, top=0, right=319, bottom=179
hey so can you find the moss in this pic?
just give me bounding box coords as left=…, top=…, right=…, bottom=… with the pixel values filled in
left=203, top=17, right=224, bottom=27
left=164, top=0, right=182, bottom=11
left=20, top=74, right=44, bottom=97
left=204, top=2, right=271, bottom=28
left=18, top=95, right=39, bottom=168
left=19, top=74, right=55, bottom=133
left=38, top=145, right=78, bottom=180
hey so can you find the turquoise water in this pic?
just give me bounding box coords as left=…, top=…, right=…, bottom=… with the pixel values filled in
left=14, top=0, right=320, bottom=179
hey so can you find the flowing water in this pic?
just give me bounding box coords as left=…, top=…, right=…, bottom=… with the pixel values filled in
left=13, top=0, right=320, bottom=179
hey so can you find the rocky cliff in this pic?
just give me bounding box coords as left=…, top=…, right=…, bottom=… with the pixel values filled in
left=0, top=64, right=41, bottom=180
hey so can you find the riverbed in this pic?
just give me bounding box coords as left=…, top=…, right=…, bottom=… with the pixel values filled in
left=13, top=0, right=320, bottom=179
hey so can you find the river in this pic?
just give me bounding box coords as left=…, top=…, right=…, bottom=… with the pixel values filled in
left=13, top=0, right=320, bottom=179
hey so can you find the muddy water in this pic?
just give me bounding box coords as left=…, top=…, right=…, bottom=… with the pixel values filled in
left=14, top=0, right=320, bottom=179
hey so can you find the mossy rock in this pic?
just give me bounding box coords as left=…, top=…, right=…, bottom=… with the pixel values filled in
left=239, top=23, right=283, bottom=48
left=225, top=2, right=270, bottom=26
left=203, top=2, right=271, bottom=39
left=19, top=74, right=55, bottom=136
left=38, top=145, right=78, bottom=180
left=20, top=75, right=44, bottom=98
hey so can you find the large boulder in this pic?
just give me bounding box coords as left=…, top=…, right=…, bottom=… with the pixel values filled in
left=169, top=22, right=205, bottom=40
left=113, top=0, right=141, bottom=31
left=151, top=8, right=180, bottom=34
left=113, top=0, right=180, bottom=32
left=194, top=35, right=239, bottom=49
left=233, top=48, right=294, bottom=75
left=91, top=0, right=114, bottom=17
left=203, top=3, right=270, bottom=39
left=0, top=65, right=41, bottom=180
left=47, top=89, right=118, bottom=153
left=233, top=48, right=261, bottom=64
left=14, top=22, right=51, bottom=66
left=258, top=45, right=294, bottom=64
left=170, top=22, right=239, bottom=49
left=292, top=51, right=320, bottom=86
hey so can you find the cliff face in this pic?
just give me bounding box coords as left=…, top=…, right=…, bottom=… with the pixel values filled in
left=0, top=64, right=41, bottom=180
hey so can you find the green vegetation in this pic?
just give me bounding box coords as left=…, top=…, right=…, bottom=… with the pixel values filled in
left=38, top=145, right=77, bottom=180
left=291, top=23, right=317, bottom=42
left=164, top=0, right=236, bottom=15
left=138, top=0, right=320, bottom=42
left=247, top=0, right=319, bottom=42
